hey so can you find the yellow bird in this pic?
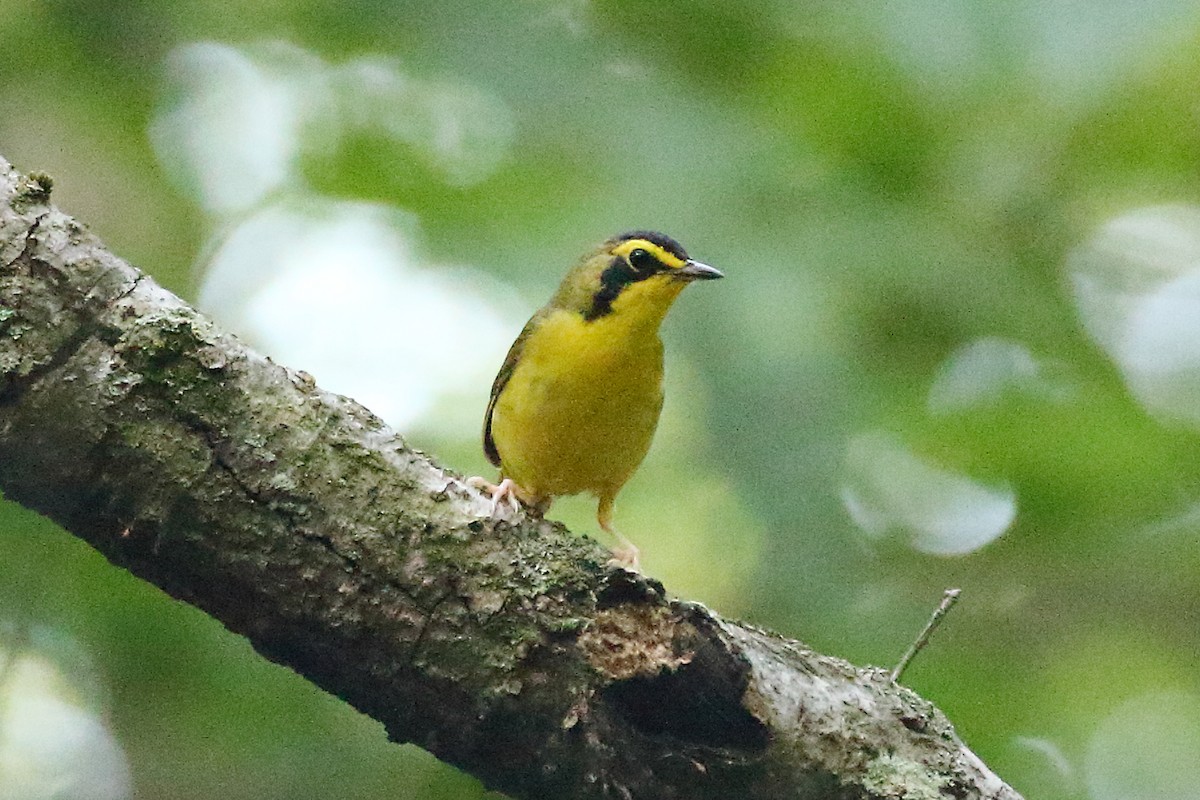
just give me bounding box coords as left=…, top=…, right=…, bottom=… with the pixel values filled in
left=471, top=231, right=722, bottom=568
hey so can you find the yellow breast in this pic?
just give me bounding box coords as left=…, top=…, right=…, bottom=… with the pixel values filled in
left=489, top=308, right=664, bottom=501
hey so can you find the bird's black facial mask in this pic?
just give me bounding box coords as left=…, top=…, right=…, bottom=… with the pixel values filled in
left=585, top=252, right=659, bottom=321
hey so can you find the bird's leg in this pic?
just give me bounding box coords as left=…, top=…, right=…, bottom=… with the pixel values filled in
left=526, top=493, right=552, bottom=518
left=598, top=495, right=640, bottom=571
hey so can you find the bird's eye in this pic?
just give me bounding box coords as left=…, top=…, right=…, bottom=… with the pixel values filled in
left=628, top=248, right=658, bottom=272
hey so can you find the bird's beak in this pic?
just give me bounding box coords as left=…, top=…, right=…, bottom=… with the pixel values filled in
left=677, top=259, right=724, bottom=281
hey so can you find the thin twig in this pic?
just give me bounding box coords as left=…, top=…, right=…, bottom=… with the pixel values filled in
left=891, top=588, right=962, bottom=683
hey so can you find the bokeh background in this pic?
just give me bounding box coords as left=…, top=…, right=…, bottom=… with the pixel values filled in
left=4, top=1, right=1200, bottom=798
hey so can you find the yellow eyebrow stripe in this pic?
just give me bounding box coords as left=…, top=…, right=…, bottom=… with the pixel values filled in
left=610, top=238, right=688, bottom=270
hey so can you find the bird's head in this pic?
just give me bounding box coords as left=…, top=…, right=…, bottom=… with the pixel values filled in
left=551, top=231, right=723, bottom=326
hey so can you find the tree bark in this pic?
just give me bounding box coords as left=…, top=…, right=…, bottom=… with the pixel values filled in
left=0, top=154, right=1022, bottom=800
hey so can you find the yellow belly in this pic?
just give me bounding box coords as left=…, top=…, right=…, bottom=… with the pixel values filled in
left=490, top=308, right=664, bottom=501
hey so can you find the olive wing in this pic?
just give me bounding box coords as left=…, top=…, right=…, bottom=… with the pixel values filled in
left=483, top=314, right=540, bottom=467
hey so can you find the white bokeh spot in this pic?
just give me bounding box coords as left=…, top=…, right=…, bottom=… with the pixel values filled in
left=149, top=41, right=333, bottom=215
left=841, top=431, right=1016, bottom=555
left=198, top=198, right=519, bottom=431
left=928, top=337, right=1073, bottom=414
left=1068, top=205, right=1200, bottom=429
left=0, top=640, right=131, bottom=800
left=1085, top=691, right=1200, bottom=800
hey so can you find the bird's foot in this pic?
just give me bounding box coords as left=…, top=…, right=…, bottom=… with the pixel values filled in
left=466, top=476, right=523, bottom=517
left=467, top=477, right=551, bottom=521
left=607, top=543, right=641, bottom=572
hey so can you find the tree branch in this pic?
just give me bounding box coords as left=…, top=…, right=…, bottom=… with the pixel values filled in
left=0, top=155, right=1021, bottom=800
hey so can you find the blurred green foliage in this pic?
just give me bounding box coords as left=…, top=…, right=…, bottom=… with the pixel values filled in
left=5, top=1, right=1200, bottom=798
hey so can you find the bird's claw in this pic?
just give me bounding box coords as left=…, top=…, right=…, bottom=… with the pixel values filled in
left=466, top=476, right=523, bottom=518
left=607, top=543, right=641, bottom=572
